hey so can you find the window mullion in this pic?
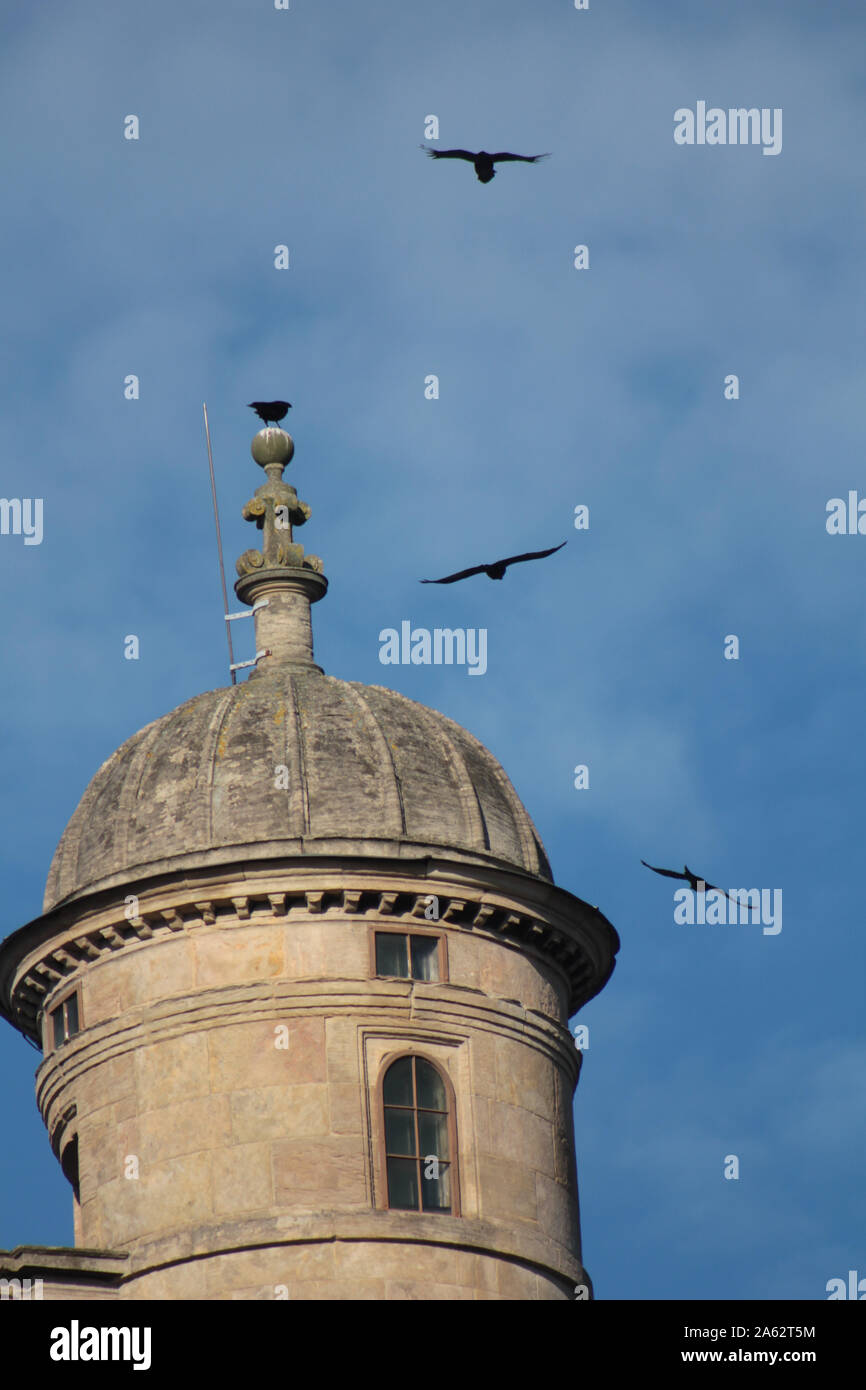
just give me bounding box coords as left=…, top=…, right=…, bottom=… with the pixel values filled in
left=411, top=1057, right=423, bottom=1210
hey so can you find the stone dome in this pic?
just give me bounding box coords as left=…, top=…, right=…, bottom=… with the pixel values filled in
left=45, top=668, right=552, bottom=911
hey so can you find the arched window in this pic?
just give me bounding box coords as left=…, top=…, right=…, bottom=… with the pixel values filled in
left=382, top=1055, right=455, bottom=1214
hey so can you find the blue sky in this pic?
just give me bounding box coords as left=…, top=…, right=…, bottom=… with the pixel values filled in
left=1, top=0, right=864, bottom=1299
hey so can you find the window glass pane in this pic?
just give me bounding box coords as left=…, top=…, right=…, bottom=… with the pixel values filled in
left=387, top=1157, right=419, bottom=1210
left=421, top=1162, right=451, bottom=1212
left=65, top=994, right=79, bottom=1037
left=385, top=1107, right=416, bottom=1157
left=418, top=1110, right=449, bottom=1158
left=416, top=1059, right=447, bottom=1111
left=376, top=933, right=408, bottom=978
left=52, top=1006, right=65, bottom=1048
left=409, top=936, right=439, bottom=981
left=383, top=1056, right=414, bottom=1106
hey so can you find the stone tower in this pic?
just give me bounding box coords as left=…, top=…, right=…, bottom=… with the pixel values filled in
left=0, top=427, right=619, bottom=1301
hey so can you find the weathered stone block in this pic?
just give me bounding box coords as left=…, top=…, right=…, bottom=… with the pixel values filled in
left=208, top=1017, right=325, bottom=1091
left=328, top=1082, right=362, bottom=1135
left=490, top=1100, right=555, bottom=1176
left=136, top=1032, right=210, bottom=1109
left=272, top=1137, right=366, bottom=1205
left=477, top=1154, right=537, bottom=1223
left=385, top=1279, right=475, bottom=1300
left=139, top=1095, right=231, bottom=1163
left=195, top=927, right=285, bottom=989
left=100, top=1151, right=213, bottom=1247
left=494, top=1040, right=556, bottom=1121
left=212, top=1142, right=273, bottom=1216
left=535, top=1171, right=580, bottom=1248
left=203, top=1243, right=337, bottom=1296
left=335, top=1240, right=458, bottom=1285
left=230, top=1084, right=328, bottom=1143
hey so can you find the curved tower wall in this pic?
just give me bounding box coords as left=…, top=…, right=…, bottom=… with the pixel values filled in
left=26, top=856, right=604, bottom=1300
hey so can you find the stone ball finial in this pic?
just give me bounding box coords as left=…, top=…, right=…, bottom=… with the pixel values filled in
left=251, top=428, right=295, bottom=468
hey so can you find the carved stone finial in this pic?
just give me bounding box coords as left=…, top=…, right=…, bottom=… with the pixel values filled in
left=236, top=429, right=323, bottom=580
left=234, top=429, right=328, bottom=675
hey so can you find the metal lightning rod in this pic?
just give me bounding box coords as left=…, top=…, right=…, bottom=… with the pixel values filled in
left=202, top=403, right=237, bottom=685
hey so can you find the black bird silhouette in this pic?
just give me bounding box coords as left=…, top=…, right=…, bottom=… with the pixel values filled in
left=421, top=146, right=550, bottom=184
left=640, top=860, right=734, bottom=903
left=248, top=400, right=291, bottom=426
left=421, top=542, right=566, bottom=585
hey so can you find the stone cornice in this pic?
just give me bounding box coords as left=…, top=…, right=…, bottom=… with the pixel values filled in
left=0, top=1246, right=128, bottom=1282
left=0, top=855, right=619, bottom=1042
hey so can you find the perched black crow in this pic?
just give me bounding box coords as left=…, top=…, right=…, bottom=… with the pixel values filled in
left=421, top=542, right=566, bottom=585
left=420, top=146, right=550, bottom=184
left=248, top=400, right=291, bottom=426
left=640, top=861, right=734, bottom=903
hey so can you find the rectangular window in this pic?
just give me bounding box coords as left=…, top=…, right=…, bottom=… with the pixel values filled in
left=49, top=993, right=81, bottom=1049
left=375, top=932, right=441, bottom=982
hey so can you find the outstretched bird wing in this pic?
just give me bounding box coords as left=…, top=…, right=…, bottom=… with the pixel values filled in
left=643, top=859, right=735, bottom=903
left=499, top=541, right=567, bottom=569
left=420, top=542, right=565, bottom=584
left=684, top=866, right=734, bottom=903
left=420, top=562, right=489, bottom=584
left=421, top=146, right=477, bottom=161
left=640, top=860, right=687, bottom=881
left=490, top=152, right=551, bottom=164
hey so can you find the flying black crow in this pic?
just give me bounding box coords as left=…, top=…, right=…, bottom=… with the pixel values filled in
left=248, top=400, right=291, bottom=426
left=640, top=861, right=734, bottom=903
left=421, top=542, right=566, bottom=585
left=420, top=146, right=550, bottom=184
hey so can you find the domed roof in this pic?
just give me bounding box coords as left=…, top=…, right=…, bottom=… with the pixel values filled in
left=45, top=427, right=554, bottom=911
left=44, top=668, right=552, bottom=910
